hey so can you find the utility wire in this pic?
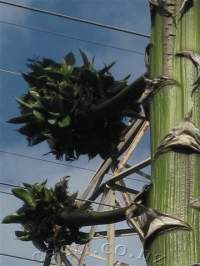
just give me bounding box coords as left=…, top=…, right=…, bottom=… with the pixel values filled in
left=0, top=252, right=55, bottom=265
left=0, top=190, right=118, bottom=208
left=0, top=150, right=97, bottom=173
left=0, top=67, right=21, bottom=76
left=0, top=181, right=119, bottom=208
left=0, top=148, right=149, bottom=181
left=0, top=149, right=149, bottom=180
left=0, top=179, right=147, bottom=207
left=0, top=20, right=144, bottom=55
left=0, top=1, right=150, bottom=38
left=0, top=182, right=18, bottom=188
left=0, top=190, right=12, bottom=196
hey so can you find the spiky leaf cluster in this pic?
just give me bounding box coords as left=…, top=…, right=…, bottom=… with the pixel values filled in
left=2, top=178, right=91, bottom=251
left=9, top=50, right=141, bottom=160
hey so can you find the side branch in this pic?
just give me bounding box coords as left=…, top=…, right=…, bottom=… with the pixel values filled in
left=90, top=74, right=146, bottom=117
left=57, top=206, right=138, bottom=227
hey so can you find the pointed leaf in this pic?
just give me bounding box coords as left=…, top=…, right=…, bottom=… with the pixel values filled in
left=32, top=240, right=47, bottom=252
left=64, top=52, right=75, bottom=66
left=15, top=231, right=27, bottom=237
left=16, top=98, right=33, bottom=109
left=48, top=111, right=60, bottom=117
left=92, top=56, right=95, bottom=65
left=61, top=64, right=73, bottom=76
left=42, top=58, right=57, bottom=66
left=30, top=135, right=46, bottom=146
left=15, top=231, right=32, bottom=241
left=18, top=125, right=34, bottom=137
left=7, top=114, right=33, bottom=124
left=41, top=179, right=48, bottom=186
left=46, top=82, right=58, bottom=90
left=99, top=61, right=115, bottom=75
left=33, top=110, right=45, bottom=121
left=22, top=73, right=37, bottom=85
left=70, top=192, right=78, bottom=201
left=29, top=90, right=40, bottom=99
left=43, top=188, right=53, bottom=202
left=2, top=212, right=27, bottom=224
left=79, top=49, right=90, bottom=67
left=48, top=118, right=58, bottom=125
left=22, top=183, right=32, bottom=189
left=12, top=188, right=36, bottom=208
left=45, top=70, right=64, bottom=81
left=32, top=100, right=45, bottom=110
left=58, top=116, right=71, bottom=128
left=122, top=73, right=131, bottom=81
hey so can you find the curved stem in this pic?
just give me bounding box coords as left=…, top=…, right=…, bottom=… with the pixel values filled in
left=89, top=74, right=146, bottom=118
left=57, top=207, right=130, bottom=227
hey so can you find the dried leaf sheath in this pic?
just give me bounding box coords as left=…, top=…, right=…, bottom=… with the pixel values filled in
left=156, top=119, right=200, bottom=155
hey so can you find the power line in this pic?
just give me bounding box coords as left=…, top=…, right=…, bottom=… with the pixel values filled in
left=0, top=1, right=150, bottom=38
left=0, top=148, right=149, bottom=181
left=0, top=67, right=21, bottom=76
left=0, top=189, right=117, bottom=208
left=0, top=150, right=97, bottom=173
left=0, top=182, right=19, bottom=187
left=0, top=190, right=12, bottom=196
left=0, top=190, right=118, bottom=208
left=0, top=179, right=149, bottom=207
left=0, top=149, right=149, bottom=182
left=0, top=252, right=55, bottom=265
left=0, top=20, right=144, bottom=55
left=0, top=182, right=18, bottom=188
left=0, top=181, right=119, bottom=208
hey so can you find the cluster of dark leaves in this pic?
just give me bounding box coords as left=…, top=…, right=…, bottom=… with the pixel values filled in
left=2, top=177, right=91, bottom=251
left=9, top=50, right=141, bottom=160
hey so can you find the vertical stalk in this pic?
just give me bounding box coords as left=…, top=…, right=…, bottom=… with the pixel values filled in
left=78, top=191, right=110, bottom=266
left=147, top=1, right=200, bottom=265
left=107, top=190, right=116, bottom=266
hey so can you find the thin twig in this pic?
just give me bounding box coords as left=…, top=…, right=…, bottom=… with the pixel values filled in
left=43, top=248, right=54, bottom=266
left=87, top=157, right=151, bottom=202
left=55, top=252, right=61, bottom=266
left=60, top=251, right=72, bottom=266
left=80, top=120, right=145, bottom=205
left=78, top=190, right=110, bottom=266
left=64, top=246, right=79, bottom=263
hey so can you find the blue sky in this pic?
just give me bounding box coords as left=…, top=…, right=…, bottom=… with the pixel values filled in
left=0, top=1, right=150, bottom=265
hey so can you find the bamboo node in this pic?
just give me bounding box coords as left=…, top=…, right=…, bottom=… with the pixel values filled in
left=156, top=117, right=200, bottom=156
left=176, top=50, right=200, bottom=94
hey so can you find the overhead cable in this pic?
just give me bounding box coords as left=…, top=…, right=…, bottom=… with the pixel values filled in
left=0, top=252, right=55, bottom=264
left=0, top=150, right=96, bottom=173
left=0, top=67, right=21, bottom=76
left=0, top=20, right=144, bottom=55
left=0, top=1, right=150, bottom=38
left=0, top=190, right=12, bottom=196
left=0, top=147, right=149, bottom=181
left=0, top=181, right=119, bottom=208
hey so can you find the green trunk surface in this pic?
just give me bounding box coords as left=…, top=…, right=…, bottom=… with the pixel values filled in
left=147, top=1, right=200, bottom=265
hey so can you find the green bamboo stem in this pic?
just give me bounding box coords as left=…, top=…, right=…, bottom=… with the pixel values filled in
left=147, top=1, right=200, bottom=265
